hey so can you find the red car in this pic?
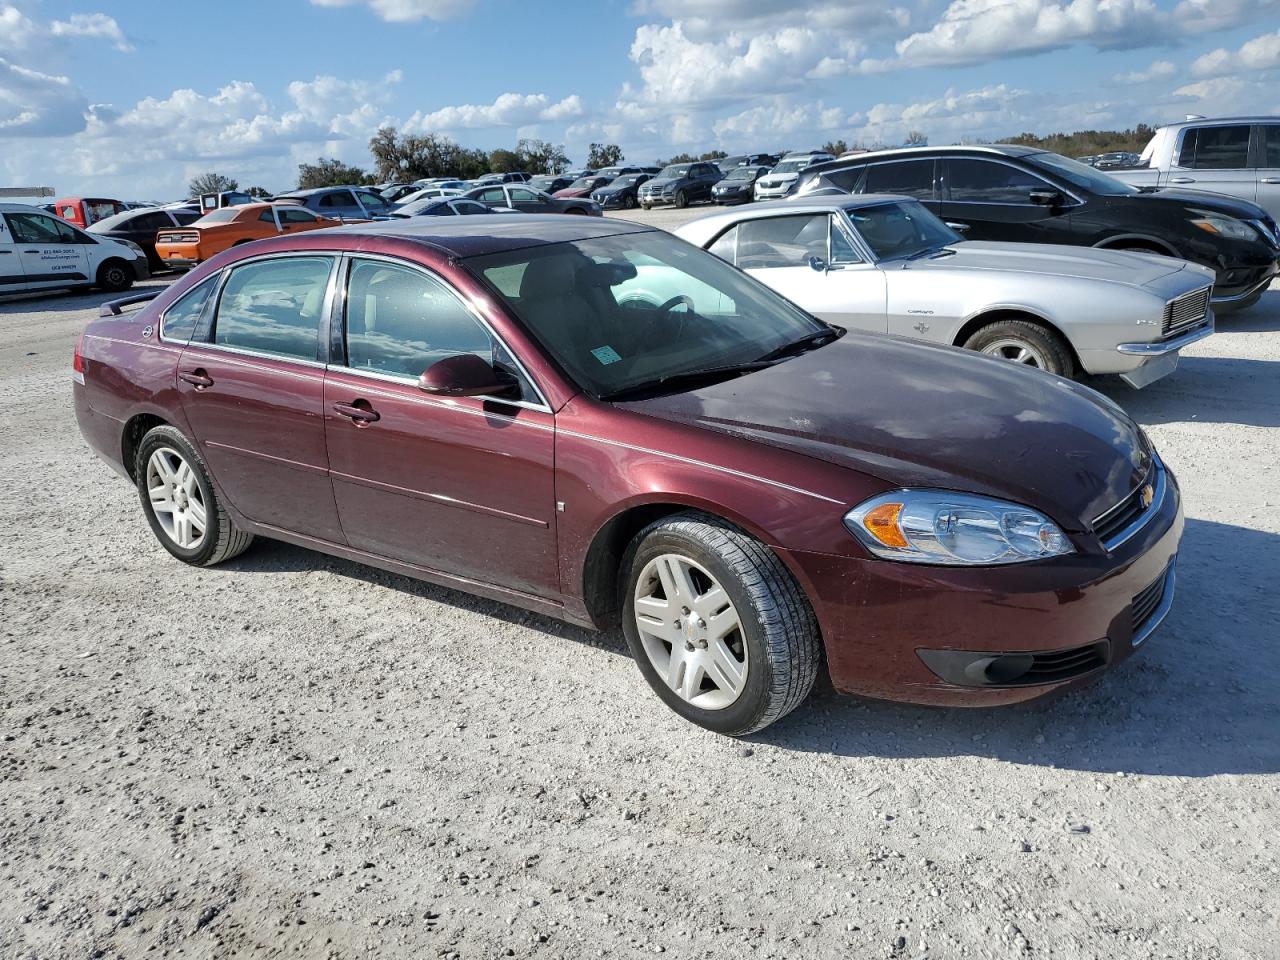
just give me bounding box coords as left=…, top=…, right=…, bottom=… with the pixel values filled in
left=72, top=216, right=1182, bottom=735
left=553, top=175, right=614, bottom=199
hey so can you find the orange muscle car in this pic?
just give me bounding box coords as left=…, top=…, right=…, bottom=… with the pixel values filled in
left=154, top=203, right=338, bottom=268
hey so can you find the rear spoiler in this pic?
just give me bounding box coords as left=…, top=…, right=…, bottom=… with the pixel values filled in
left=99, top=290, right=162, bottom=317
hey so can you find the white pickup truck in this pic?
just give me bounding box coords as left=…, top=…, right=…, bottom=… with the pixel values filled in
left=1109, top=116, right=1280, bottom=220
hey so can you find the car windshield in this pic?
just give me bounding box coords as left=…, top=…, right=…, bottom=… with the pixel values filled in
left=846, top=200, right=962, bottom=260
left=195, top=209, right=240, bottom=224
left=569, top=178, right=600, bottom=189
left=726, top=167, right=756, bottom=180
left=467, top=231, right=825, bottom=398
left=658, top=165, right=691, bottom=178
left=1024, top=151, right=1139, bottom=195
left=771, top=160, right=807, bottom=174
left=612, top=176, right=642, bottom=187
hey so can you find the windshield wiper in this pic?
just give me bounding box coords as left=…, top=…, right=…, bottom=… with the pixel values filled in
left=903, top=245, right=957, bottom=262
left=755, top=325, right=844, bottom=363
left=599, top=361, right=775, bottom=402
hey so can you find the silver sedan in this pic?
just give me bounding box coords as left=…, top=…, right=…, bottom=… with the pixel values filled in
left=675, top=195, right=1217, bottom=387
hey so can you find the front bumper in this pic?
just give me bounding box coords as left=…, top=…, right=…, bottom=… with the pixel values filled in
left=640, top=193, right=677, bottom=207
left=131, top=258, right=151, bottom=281
left=779, top=468, right=1183, bottom=706
left=754, top=183, right=796, bottom=200
left=713, top=189, right=752, bottom=205
left=1211, top=257, right=1277, bottom=302
left=1113, top=316, right=1215, bottom=387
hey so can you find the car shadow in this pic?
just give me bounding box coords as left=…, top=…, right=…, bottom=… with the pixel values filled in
left=1216, top=285, right=1280, bottom=333
left=224, top=538, right=631, bottom=657
left=1089, top=353, right=1280, bottom=428
left=754, top=518, right=1279, bottom=777
left=0, top=278, right=174, bottom=314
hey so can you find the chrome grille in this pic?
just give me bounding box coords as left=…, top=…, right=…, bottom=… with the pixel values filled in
left=1162, top=286, right=1211, bottom=336
left=1093, top=459, right=1160, bottom=548
left=1131, top=565, right=1171, bottom=633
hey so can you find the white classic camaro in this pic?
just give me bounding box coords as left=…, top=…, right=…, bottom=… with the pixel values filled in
left=673, top=195, right=1216, bottom=388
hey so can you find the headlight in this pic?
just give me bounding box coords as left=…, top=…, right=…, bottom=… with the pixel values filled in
left=844, top=490, right=1074, bottom=565
left=1189, top=213, right=1260, bottom=242
left=662, top=183, right=677, bottom=193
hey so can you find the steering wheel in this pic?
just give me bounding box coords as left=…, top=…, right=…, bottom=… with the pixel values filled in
left=656, top=294, right=694, bottom=314
left=654, top=294, right=695, bottom=340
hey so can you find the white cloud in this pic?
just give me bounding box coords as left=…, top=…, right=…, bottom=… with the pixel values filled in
left=712, top=98, right=854, bottom=140
left=49, top=12, right=132, bottom=51
left=0, top=57, right=86, bottom=136
left=309, top=0, right=474, bottom=21
left=404, top=92, right=584, bottom=131
left=1114, top=59, right=1176, bottom=83
left=1191, top=29, right=1280, bottom=77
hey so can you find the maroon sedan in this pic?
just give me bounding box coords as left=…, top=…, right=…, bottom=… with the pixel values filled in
left=72, top=216, right=1181, bottom=736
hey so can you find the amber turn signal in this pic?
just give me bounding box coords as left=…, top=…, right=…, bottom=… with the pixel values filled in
left=862, top=501, right=908, bottom=548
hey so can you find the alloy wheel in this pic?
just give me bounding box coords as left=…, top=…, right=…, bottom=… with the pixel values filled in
left=981, top=337, right=1048, bottom=368
left=145, top=447, right=207, bottom=549
left=633, top=553, right=748, bottom=710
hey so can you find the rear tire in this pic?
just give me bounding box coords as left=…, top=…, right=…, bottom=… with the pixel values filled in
left=96, top=259, right=134, bottom=293
left=134, top=425, right=254, bottom=567
left=624, top=194, right=637, bottom=209
left=620, top=512, right=821, bottom=736
left=963, top=318, right=1075, bottom=379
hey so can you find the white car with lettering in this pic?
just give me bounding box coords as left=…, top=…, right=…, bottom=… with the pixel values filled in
left=1, top=202, right=151, bottom=295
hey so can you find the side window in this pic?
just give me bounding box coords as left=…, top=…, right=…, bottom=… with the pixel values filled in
left=708, top=225, right=738, bottom=263
left=280, top=208, right=318, bottom=224
left=829, top=217, right=862, bottom=263
left=1178, top=125, right=1251, bottom=169
left=174, top=211, right=202, bottom=226
left=344, top=259, right=496, bottom=379
left=478, top=188, right=506, bottom=203
left=135, top=212, right=171, bottom=231
left=864, top=161, right=935, bottom=200
left=733, top=215, right=829, bottom=269
left=5, top=213, right=70, bottom=244
left=258, top=209, right=277, bottom=223
left=1263, top=125, right=1280, bottom=168
left=509, top=188, right=538, bottom=202
left=431, top=203, right=457, bottom=215
left=357, top=192, right=389, bottom=213
left=320, top=190, right=356, bottom=208
left=454, top=201, right=489, bottom=215
left=826, top=167, right=866, bottom=193
left=212, top=256, right=333, bottom=361
left=947, top=159, right=1045, bottom=203
left=160, top=276, right=217, bottom=344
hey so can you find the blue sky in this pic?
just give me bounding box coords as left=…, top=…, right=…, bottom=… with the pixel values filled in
left=1, top=0, right=1278, bottom=199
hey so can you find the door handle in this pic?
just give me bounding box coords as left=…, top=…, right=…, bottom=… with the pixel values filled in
left=331, top=400, right=380, bottom=424
left=1168, top=177, right=1196, bottom=184
left=945, top=222, right=971, bottom=233
left=178, top=369, right=214, bottom=389
left=1261, top=177, right=1280, bottom=184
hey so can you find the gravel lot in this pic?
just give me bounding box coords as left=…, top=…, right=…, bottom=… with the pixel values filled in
left=2, top=219, right=1277, bottom=960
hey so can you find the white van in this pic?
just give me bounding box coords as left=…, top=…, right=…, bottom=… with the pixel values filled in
left=0, top=202, right=150, bottom=295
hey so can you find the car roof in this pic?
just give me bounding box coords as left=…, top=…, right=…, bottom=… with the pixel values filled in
left=805, top=143, right=1043, bottom=173
left=277, top=185, right=367, bottom=198
left=315, top=212, right=652, bottom=258
left=1155, top=115, right=1279, bottom=129
left=682, top=193, right=915, bottom=225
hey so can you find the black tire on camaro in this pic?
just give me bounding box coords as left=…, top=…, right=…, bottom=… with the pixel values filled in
left=964, top=318, right=1075, bottom=378
left=134, top=425, right=254, bottom=566
left=621, top=511, right=821, bottom=736
left=96, top=259, right=134, bottom=293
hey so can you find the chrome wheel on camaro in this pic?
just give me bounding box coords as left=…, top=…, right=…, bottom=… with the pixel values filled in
left=980, top=337, right=1049, bottom=367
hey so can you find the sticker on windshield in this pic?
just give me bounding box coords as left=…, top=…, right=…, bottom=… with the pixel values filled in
left=591, top=345, right=622, bottom=365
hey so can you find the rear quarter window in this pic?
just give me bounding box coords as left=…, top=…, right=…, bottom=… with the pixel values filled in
left=161, top=276, right=217, bottom=344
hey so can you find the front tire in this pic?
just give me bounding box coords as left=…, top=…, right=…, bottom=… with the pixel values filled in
left=621, top=512, right=820, bottom=736
left=96, top=259, right=134, bottom=293
left=963, top=318, right=1074, bottom=378
left=135, top=425, right=254, bottom=566
left=674, top=190, right=688, bottom=209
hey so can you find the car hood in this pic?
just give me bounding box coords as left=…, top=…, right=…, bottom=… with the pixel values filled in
left=913, top=241, right=1190, bottom=287
left=760, top=172, right=799, bottom=183
left=618, top=334, right=1150, bottom=529
left=553, top=188, right=591, bottom=198
left=1136, top=186, right=1269, bottom=220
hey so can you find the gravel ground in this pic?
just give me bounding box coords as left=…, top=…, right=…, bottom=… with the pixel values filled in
left=1, top=245, right=1277, bottom=960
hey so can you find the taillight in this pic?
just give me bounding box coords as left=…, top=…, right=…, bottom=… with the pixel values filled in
left=73, top=332, right=85, bottom=380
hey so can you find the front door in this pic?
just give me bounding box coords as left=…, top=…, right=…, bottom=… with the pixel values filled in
left=323, top=256, right=559, bottom=599
left=1, top=212, right=90, bottom=289
left=941, top=157, right=1074, bottom=244
left=710, top=212, right=887, bottom=333
left=506, top=187, right=553, bottom=213
left=1168, top=123, right=1257, bottom=204
left=176, top=254, right=346, bottom=543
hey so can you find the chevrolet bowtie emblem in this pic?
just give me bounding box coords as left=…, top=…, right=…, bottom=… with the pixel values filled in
left=1139, top=484, right=1154, bottom=509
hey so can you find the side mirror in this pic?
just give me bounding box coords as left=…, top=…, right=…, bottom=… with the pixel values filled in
left=418, top=354, right=517, bottom=398
left=1029, top=189, right=1064, bottom=207
left=808, top=255, right=828, bottom=273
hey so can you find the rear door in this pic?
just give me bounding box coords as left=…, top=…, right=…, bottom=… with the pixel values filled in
left=709, top=213, right=886, bottom=333
left=323, top=256, right=558, bottom=598
left=473, top=187, right=509, bottom=210
left=175, top=254, right=345, bottom=542
left=1255, top=122, right=1280, bottom=220
left=506, top=187, right=553, bottom=213
left=1167, top=124, right=1256, bottom=203
left=0, top=216, right=24, bottom=290
left=859, top=159, right=941, bottom=219
left=1, top=211, right=90, bottom=289
left=318, top=190, right=361, bottom=221
left=941, top=157, right=1074, bottom=243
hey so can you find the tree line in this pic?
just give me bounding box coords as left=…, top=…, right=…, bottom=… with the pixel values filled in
left=188, top=123, right=1159, bottom=196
